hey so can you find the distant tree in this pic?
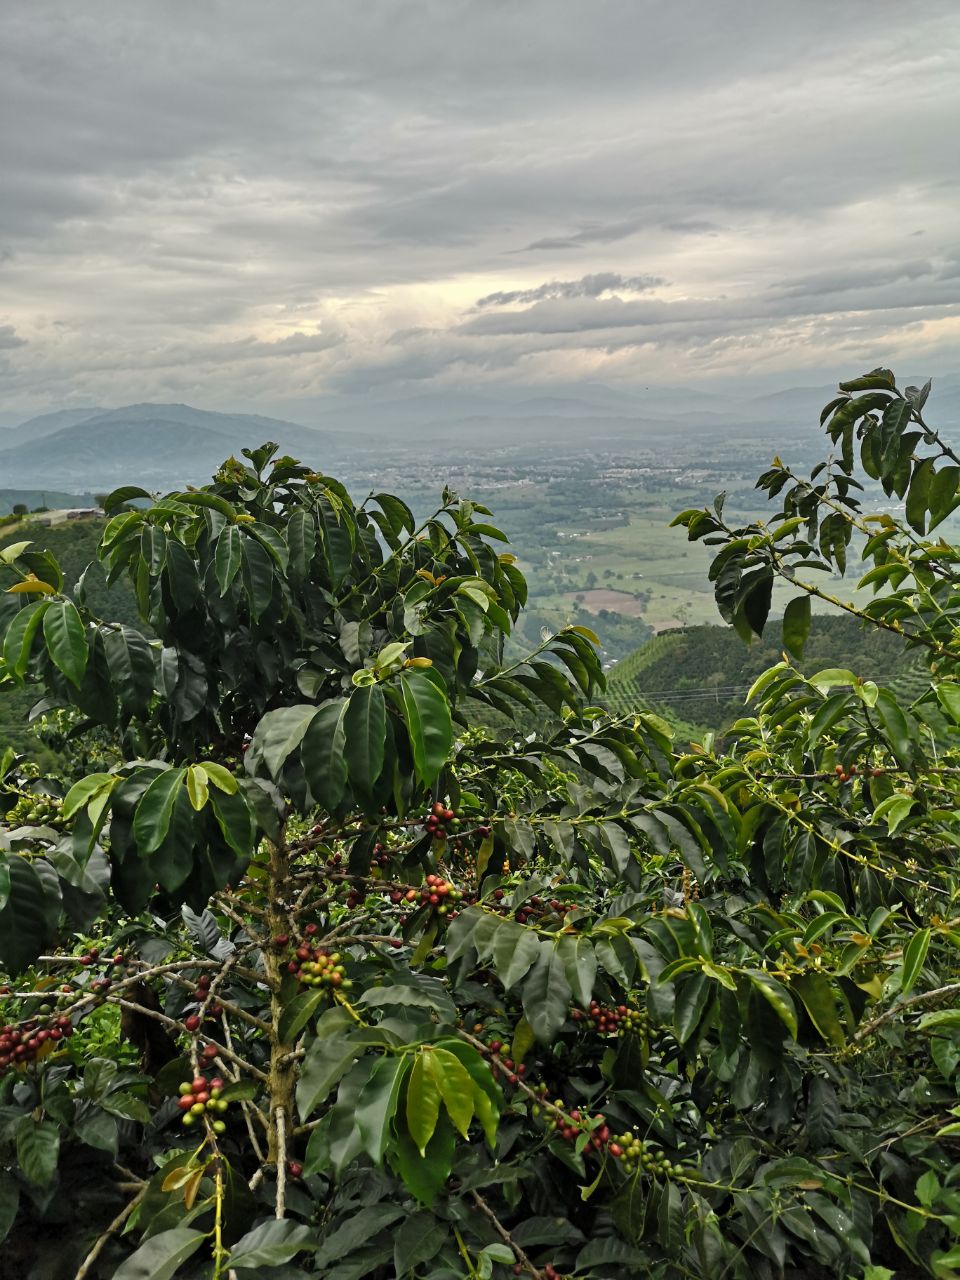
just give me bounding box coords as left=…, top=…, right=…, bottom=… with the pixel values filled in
left=11, top=505, right=26, bottom=517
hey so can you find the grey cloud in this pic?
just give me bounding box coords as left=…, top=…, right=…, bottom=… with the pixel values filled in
left=0, top=326, right=26, bottom=350
left=1, top=0, right=959, bottom=412
left=476, top=273, right=666, bottom=308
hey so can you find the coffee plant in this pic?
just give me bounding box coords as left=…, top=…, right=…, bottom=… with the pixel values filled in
left=0, top=375, right=958, bottom=1278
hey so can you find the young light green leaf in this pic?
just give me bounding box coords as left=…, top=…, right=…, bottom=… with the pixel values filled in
left=406, top=1051, right=442, bottom=1155
left=427, top=1047, right=475, bottom=1139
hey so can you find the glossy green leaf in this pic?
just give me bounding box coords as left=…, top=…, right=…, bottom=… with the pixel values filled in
left=16, top=1116, right=60, bottom=1186
left=113, top=1228, right=207, bottom=1280
left=132, top=768, right=186, bottom=854
left=228, top=1220, right=316, bottom=1269
left=901, top=927, right=931, bottom=997
left=427, top=1047, right=474, bottom=1138
left=251, top=704, right=318, bottom=779
left=782, top=595, right=811, bottom=659
left=745, top=970, right=798, bottom=1039
left=521, top=945, right=572, bottom=1042
left=344, top=683, right=386, bottom=798
left=301, top=698, right=349, bottom=812
left=356, top=1053, right=410, bottom=1163
left=42, top=599, right=88, bottom=686
left=399, top=668, right=452, bottom=787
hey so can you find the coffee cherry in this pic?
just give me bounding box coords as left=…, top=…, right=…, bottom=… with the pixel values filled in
left=287, top=1160, right=303, bottom=1178
left=184, top=1015, right=201, bottom=1032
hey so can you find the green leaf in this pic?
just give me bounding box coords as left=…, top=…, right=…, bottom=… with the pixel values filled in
left=557, top=934, right=597, bottom=1008
left=808, top=667, right=857, bottom=694
left=0, top=857, right=56, bottom=973
left=875, top=688, right=914, bottom=765
left=251, top=704, right=318, bottom=779
left=296, top=1008, right=361, bottom=1120
left=185, top=765, right=208, bottom=811
left=301, top=699, right=349, bottom=812
left=493, top=922, right=543, bottom=990
left=287, top=508, right=316, bottom=581
left=241, top=535, right=274, bottom=620
left=215, top=524, right=243, bottom=595
left=209, top=785, right=254, bottom=858
left=394, top=1212, right=447, bottom=1277
left=927, top=464, right=960, bottom=529
left=0, top=1170, right=19, bottom=1244
left=314, top=1204, right=404, bottom=1270
left=200, top=760, right=238, bottom=793
left=901, top=927, right=931, bottom=997
left=113, top=1227, right=207, bottom=1280
left=674, top=972, right=713, bottom=1044
left=792, top=973, right=845, bottom=1047
left=905, top=456, right=934, bottom=534
left=2, top=599, right=50, bottom=678
left=16, top=1116, right=60, bottom=1186
left=103, top=625, right=155, bottom=715
left=42, top=598, right=88, bottom=686
left=521, top=945, right=572, bottom=1042
left=745, top=970, right=798, bottom=1039
left=356, top=1053, right=410, bottom=1163
left=228, top=1220, right=316, bottom=1270
left=936, top=683, right=960, bottom=725
left=132, top=768, right=186, bottom=855
left=344, top=683, right=386, bottom=798
left=872, top=792, right=915, bottom=835
left=428, top=1047, right=475, bottom=1138
left=73, top=1108, right=119, bottom=1155
left=399, top=669, right=452, bottom=787
left=63, top=772, right=115, bottom=821
left=277, top=988, right=328, bottom=1045
left=406, top=1051, right=442, bottom=1155
left=782, top=595, right=811, bottom=659
left=101, top=485, right=152, bottom=511
left=391, top=1113, right=456, bottom=1205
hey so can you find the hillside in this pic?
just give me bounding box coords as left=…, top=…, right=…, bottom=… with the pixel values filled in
left=0, top=402, right=362, bottom=490
left=605, top=615, right=925, bottom=732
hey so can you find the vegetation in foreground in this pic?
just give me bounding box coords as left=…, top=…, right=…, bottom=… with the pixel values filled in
left=0, top=372, right=959, bottom=1279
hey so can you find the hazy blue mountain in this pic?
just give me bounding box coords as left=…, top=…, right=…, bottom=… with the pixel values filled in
left=0, top=403, right=362, bottom=490
left=1, top=406, right=106, bottom=445
left=2, top=375, right=955, bottom=493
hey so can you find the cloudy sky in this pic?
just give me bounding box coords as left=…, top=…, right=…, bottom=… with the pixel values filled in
left=1, top=0, right=958, bottom=420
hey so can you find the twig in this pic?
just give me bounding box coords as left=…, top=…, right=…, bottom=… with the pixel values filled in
left=853, top=981, right=960, bottom=1042
left=74, top=1187, right=146, bottom=1280
left=112, top=996, right=268, bottom=1083
left=470, top=1190, right=544, bottom=1279
left=275, top=1105, right=287, bottom=1219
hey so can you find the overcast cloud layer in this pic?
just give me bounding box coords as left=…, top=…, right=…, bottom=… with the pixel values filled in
left=1, top=0, right=958, bottom=420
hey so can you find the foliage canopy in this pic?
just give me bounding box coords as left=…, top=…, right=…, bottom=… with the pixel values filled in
left=0, top=374, right=959, bottom=1279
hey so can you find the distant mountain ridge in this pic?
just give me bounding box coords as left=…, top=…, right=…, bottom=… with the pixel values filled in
left=0, top=402, right=361, bottom=490
left=3, top=374, right=957, bottom=492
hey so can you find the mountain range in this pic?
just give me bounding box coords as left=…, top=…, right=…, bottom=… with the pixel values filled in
left=2, top=375, right=957, bottom=494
